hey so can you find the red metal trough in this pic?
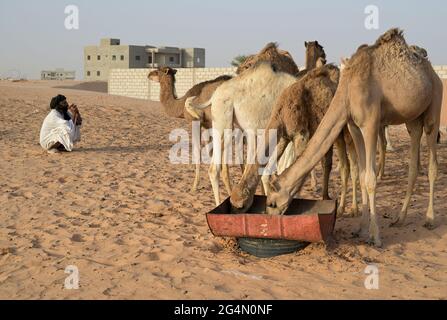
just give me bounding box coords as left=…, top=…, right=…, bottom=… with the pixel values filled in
left=207, top=195, right=337, bottom=243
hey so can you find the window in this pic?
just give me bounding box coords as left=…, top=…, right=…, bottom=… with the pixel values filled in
left=87, top=55, right=91, bottom=60
left=120, top=55, right=124, bottom=61
left=97, top=71, right=101, bottom=76
left=148, top=56, right=152, bottom=63
left=87, top=71, right=91, bottom=76
left=97, top=55, right=101, bottom=60
left=112, top=55, right=116, bottom=61
left=135, top=55, right=141, bottom=61
left=169, top=56, right=174, bottom=63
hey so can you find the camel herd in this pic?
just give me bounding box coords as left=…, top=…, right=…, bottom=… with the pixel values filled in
left=148, top=28, right=443, bottom=247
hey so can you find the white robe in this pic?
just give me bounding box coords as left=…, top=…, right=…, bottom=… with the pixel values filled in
left=39, top=109, right=81, bottom=152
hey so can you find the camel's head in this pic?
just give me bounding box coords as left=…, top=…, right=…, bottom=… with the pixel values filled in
left=148, top=67, right=177, bottom=82
left=230, top=184, right=254, bottom=213
left=305, top=41, right=327, bottom=65
left=265, top=174, right=292, bottom=215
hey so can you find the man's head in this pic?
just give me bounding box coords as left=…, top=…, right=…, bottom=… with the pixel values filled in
left=50, top=94, right=67, bottom=111
left=50, top=94, right=70, bottom=120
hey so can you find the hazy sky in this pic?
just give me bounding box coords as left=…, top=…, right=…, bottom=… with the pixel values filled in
left=1, top=0, right=446, bottom=79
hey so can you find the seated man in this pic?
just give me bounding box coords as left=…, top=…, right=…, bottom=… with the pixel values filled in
left=39, top=94, right=83, bottom=153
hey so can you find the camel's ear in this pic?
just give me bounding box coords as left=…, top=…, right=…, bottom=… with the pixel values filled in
left=304, top=41, right=308, bottom=48
left=164, top=68, right=170, bottom=75
left=172, top=69, right=177, bottom=75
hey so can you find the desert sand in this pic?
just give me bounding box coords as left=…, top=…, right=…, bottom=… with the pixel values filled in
left=0, top=80, right=446, bottom=299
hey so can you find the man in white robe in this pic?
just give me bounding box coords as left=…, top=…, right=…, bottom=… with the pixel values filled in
left=39, top=94, right=82, bottom=153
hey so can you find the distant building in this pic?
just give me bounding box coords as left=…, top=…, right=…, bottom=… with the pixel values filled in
left=41, top=68, right=76, bottom=80
left=84, top=38, right=205, bottom=81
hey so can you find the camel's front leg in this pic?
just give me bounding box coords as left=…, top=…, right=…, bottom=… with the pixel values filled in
left=392, top=118, right=423, bottom=227
left=361, top=120, right=382, bottom=247
left=191, top=163, right=200, bottom=193
left=222, top=164, right=232, bottom=196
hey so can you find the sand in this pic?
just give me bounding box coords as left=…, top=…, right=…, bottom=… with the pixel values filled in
left=0, top=80, right=446, bottom=300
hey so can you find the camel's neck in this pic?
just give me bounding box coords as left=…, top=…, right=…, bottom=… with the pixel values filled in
left=305, top=50, right=319, bottom=70
left=159, top=76, right=185, bottom=118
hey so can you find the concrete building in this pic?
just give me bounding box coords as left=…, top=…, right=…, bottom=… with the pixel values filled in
left=41, top=68, right=75, bottom=80
left=84, top=38, right=205, bottom=81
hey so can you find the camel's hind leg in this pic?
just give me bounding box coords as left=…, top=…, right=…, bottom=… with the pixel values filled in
left=391, top=117, right=423, bottom=227
left=348, top=121, right=369, bottom=238
left=385, top=125, right=395, bottom=151
left=377, top=126, right=387, bottom=180
left=334, top=135, right=349, bottom=217
left=423, top=87, right=442, bottom=229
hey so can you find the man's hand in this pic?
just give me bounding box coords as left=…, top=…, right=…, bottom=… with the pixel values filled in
left=69, top=104, right=82, bottom=125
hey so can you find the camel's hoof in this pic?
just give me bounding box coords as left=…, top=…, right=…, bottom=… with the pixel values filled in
left=353, top=226, right=369, bottom=239
left=390, top=217, right=405, bottom=228
left=423, top=221, right=437, bottom=230
left=367, top=237, right=383, bottom=248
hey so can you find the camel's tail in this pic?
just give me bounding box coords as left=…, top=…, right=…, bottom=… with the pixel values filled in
left=273, top=88, right=349, bottom=193
left=185, top=96, right=211, bottom=120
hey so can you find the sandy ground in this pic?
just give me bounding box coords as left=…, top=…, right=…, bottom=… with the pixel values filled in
left=0, top=80, right=446, bottom=300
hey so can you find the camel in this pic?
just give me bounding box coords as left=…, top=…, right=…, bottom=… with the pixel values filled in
left=189, top=42, right=327, bottom=206
left=148, top=67, right=232, bottom=192
left=265, top=28, right=443, bottom=247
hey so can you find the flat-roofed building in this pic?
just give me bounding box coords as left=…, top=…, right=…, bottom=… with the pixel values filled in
left=84, top=38, right=205, bottom=81
left=41, top=68, right=76, bottom=80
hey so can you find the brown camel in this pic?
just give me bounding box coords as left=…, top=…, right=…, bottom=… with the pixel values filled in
left=265, top=28, right=443, bottom=247
left=230, top=62, right=358, bottom=217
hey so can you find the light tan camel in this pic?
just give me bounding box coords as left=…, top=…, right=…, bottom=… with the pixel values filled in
left=266, top=29, right=443, bottom=247
left=148, top=67, right=232, bottom=192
